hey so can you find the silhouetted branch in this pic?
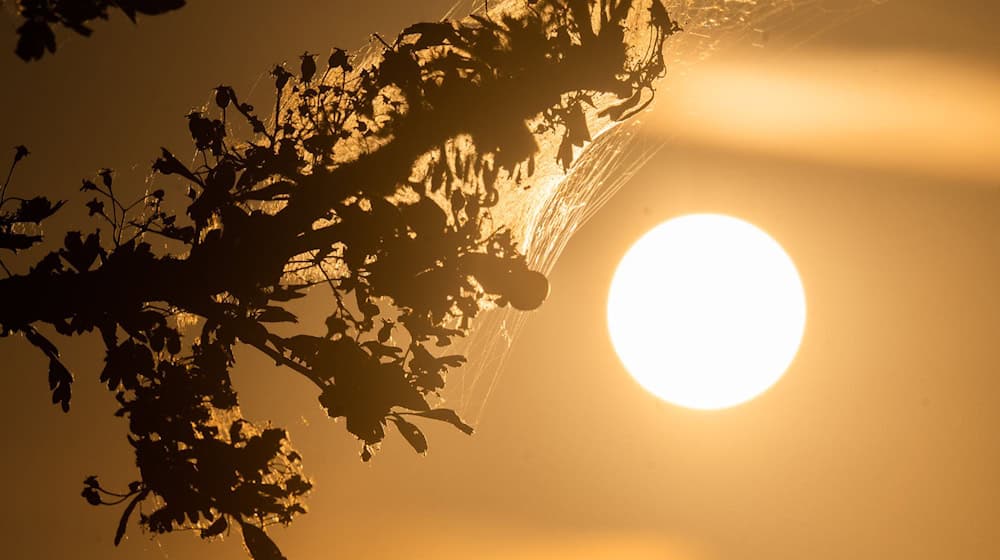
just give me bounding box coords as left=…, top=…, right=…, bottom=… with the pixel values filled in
left=13, top=0, right=187, bottom=61
left=0, top=1, right=676, bottom=557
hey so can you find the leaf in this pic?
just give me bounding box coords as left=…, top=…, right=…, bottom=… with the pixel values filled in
left=598, top=91, right=644, bottom=121
left=439, top=354, right=466, bottom=368
left=101, top=340, right=154, bottom=391
left=556, top=132, right=575, bottom=170
left=239, top=520, right=287, bottom=560
left=201, top=516, right=228, bottom=539
left=114, top=489, right=149, bottom=546
left=23, top=327, right=59, bottom=358
left=324, top=314, right=348, bottom=338
left=48, top=358, right=73, bottom=412
left=206, top=160, right=236, bottom=192
left=60, top=231, right=102, bottom=272
left=411, top=408, right=474, bottom=435
left=0, top=232, right=43, bottom=252
left=389, top=415, right=428, bottom=454
left=165, top=330, right=182, bottom=355
left=15, top=20, right=56, bottom=61
left=268, top=286, right=307, bottom=302
left=563, top=102, right=592, bottom=148
left=257, top=307, right=298, bottom=323
left=14, top=197, right=65, bottom=224
left=29, top=252, right=64, bottom=275
left=361, top=340, right=402, bottom=359
left=376, top=320, right=393, bottom=343
left=284, top=474, right=312, bottom=496
left=118, top=1, right=138, bottom=22
left=450, top=189, right=465, bottom=212
left=401, top=21, right=458, bottom=50
left=20, top=328, right=74, bottom=412
left=131, top=0, right=187, bottom=16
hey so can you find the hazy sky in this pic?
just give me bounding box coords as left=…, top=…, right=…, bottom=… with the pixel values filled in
left=1, top=1, right=998, bottom=558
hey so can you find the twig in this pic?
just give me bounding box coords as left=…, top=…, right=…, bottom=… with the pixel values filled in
left=0, top=156, right=19, bottom=205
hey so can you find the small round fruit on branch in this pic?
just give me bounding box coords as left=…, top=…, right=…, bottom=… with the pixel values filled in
left=460, top=253, right=550, bottom=311
left=505, top=268, right=549, bottom=311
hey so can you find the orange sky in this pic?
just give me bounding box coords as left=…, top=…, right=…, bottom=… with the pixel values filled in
left=1, top=1, right=999, bottom=558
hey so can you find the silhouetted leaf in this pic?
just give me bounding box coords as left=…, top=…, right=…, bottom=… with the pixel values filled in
left=131, top=0, right=187, bottom=16
left=401, top=21, right=459, bottom=49
left=48, top=358, right=73, bottom=412
left=60, top=231, right=102, bottom=272
left=284, top=474, right=312, bottom=495
left=257, top=307, right=298, bottom=323
left=390, top=415, right=428, bottom=454
left=376, top=320, right=393, bottom=343
left=13, top=196, right=65, bottom=224
left=324, top=315, right=348, bottom=338
left=410, top=408, right=474, bottom=435
left=598, top=91, right=644, bottom=121
left=15, top=20, right=56, bottom=61
left=15, top=0, right=185, bottom=60
left=200, top=516, right=228, bottom=539
left=101, top=340, right=154, bottom=391
left=269, top=286, right=307, bottom=302
left=0, top=232, right=42, bottom=251
left=23, top=327, right=58, bottom=357
left=239, top=520, right=286, bottom=560
left=114, top=489, right=149, bottom=545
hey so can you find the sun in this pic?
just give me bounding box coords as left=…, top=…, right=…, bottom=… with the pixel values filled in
left=607, top=214, right=806, bottom=410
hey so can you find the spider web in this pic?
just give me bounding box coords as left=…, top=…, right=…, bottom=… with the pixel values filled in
left=439, top=0, right=882, bottom=426
left=171, top=0, right=881, bottom=430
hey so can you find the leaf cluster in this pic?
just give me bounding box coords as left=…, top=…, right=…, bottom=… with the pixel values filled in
left=0, top=1, right=676, bottom=557
left=14, top=0, right=186, bottom=61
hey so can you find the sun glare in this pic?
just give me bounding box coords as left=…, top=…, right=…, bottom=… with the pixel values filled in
left=607, top=214, right=806, bottom=410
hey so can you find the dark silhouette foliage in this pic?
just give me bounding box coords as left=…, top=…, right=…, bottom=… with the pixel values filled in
left=13, top=0, right=186, bottom=61
left=0, top=1, right=676, bottom=557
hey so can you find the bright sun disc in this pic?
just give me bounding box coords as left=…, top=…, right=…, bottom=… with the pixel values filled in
left=607, top=214, right=806, bottom=410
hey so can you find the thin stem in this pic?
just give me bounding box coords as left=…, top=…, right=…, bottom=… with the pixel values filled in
left=371, top=33, right=393, bottom=50
left=0, top=157, right=18, bottom=205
